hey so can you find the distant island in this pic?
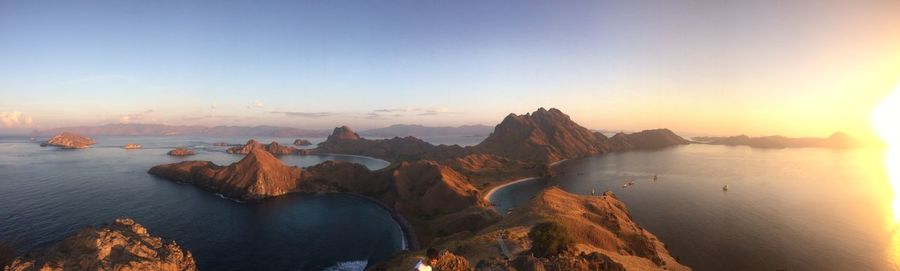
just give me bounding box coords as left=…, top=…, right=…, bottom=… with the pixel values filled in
left=693, top=132, right=862, bottom=149
left=358, top=124, right=494, bottom=138
left=145, top=107, right=693, bottom=270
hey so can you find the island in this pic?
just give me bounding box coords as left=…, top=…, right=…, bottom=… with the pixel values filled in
left=39, top=132, right=96, bottom=149
left=693, top=132, right=862, bottom=149
left=167, top=148, right=196, bottom=156
left=226, top=139, right=298, bottom=155
left=4, top=218, right=196, bottom=271
left=292, top=139, right=312, bottom=146
left=124, top=143, right=142, bottom=149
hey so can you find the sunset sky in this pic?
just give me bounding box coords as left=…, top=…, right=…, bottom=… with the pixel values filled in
left=1, top=1, right=899, bottom=140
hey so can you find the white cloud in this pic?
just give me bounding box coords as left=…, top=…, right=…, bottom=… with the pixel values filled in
left=0, top=111, right=34, bottom=128
left=247, top=101, right=265, bottom=109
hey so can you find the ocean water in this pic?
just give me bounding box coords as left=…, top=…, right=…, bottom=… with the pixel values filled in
left=0, top=136, right=401, bottom=271
left=490, top=144, right=898, bottom=271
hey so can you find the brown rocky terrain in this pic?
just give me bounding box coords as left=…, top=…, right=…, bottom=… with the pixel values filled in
left=166, top=148, right=195, bottom=156
left=226, top=139, right=298, bottom=155
left=292, top=139, right=312, bottom=146
left=474, top=108, right=610, bottom=163
left=374, top=187, right=689, bottom=271
left=39, top=132, right=96, bottom=149
left=693, top=132, right=862, bottom=149
left=473, top=108, right=690, bottom=163
left=3, top=218, right=196, bottom=271
left=150, top=147, right=304, bottom=200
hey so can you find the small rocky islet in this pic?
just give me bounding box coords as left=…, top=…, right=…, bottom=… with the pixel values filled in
left=38, top=132, right=96, bottom=149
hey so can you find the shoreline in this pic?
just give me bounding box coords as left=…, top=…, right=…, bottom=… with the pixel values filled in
left=482, top=177, right=541, bottom=202
left=342, top=193, right=420, bottom=251
left=482, top=158, right=570, bottom=204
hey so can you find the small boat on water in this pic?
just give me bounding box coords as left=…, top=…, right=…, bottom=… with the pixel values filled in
left=723, top=184, right=729, bottom=191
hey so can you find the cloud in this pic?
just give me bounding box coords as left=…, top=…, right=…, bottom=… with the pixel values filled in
left=374, top=108, right=412, bottom=113
left=417, top=107, right=451, bottom=116
left=247, top=101, right=265, bottom=109
left=369, top=107, right=456, bottom=117
left=0, top=111, right=34, bottom=128
left=119, top=109, right=155, bottom=124
left=270, top=111, right=336, bottom=118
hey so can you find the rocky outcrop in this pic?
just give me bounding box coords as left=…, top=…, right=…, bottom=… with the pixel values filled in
left=124, top=143, right=142, bottom=149
left=693, top=132, right=862, bottom=149
left=39, top=132, right=96, bottom=149
left=150, top=147, right=304, bottom=200
left=3, top=218, right=196, bottom=271
left=292, top=139, right=312, bottom=146
left=167, top=148, right=195, bottom=156
left=226, top=139, right=297, bottom=155
left=328, top=126, right=360, bottom=141
left=378, top=187, right=689, bottom=271
left=497, top=188, right=687, bottom=270
left=474, top=108, right=609, bottom=163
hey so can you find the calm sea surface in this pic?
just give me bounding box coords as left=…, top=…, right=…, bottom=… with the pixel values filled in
left=0, top=135, right=400, bottom=271
left=491, top=144, right=898, bottom=271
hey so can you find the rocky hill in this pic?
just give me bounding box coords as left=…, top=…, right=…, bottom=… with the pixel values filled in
left=373, top=187, right=689, bottom=271
left=474, top=108, right=609, bottom=163
left=4, top=218, right=196, bottom=271
left=149, top=147, right=305, bottom=200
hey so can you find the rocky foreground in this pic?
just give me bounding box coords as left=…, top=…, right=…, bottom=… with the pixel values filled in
left=39, top=132, right=96, bottom=149
left=3, top=218, right=196, bottom=271
left=372, top=187, right=689, bottom=271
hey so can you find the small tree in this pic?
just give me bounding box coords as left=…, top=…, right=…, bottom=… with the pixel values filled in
left=528, top=221, right=574, bottom=258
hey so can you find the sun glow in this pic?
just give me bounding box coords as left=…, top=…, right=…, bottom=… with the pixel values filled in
left=875, top=85, right=900, bottom=222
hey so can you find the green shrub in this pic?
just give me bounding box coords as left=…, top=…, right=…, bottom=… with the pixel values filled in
left=528, top=221, right=574, bottom=258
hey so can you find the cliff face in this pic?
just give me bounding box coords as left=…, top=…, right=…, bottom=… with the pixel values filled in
left=4, top=218, right=196, bottom=271
left=149, top=147, right=305, bottom=200
left=40, top=132, right=96, bottom=149
left=475, top=108, right=609, bottom=163
left=226, top=139, right=298, bottom=155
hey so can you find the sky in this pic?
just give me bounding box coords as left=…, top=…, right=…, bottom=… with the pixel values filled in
left=1, top=0, right=899, bottom=140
